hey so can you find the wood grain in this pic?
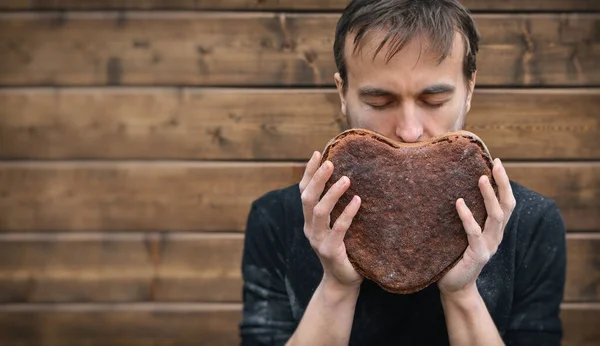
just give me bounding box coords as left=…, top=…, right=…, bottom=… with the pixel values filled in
left=0, top=233, right=244, bottom=303
left=0, top=162, right=305, bottom=232
left=1, top=88, right=599, bottom=160
left=0, top=303, right=596, bottom=346
left=0, top=13, right=598, bottom=86
left=0, top=303, right=242, bottom=346
left=0, top=1, right=597, bottom=345
left=505, top=163, right=600, bottom=232
left=1, top=0, right=599, bottom=11
left=561, top=303, right=600, bottom=346
left=565, top=235, right=600, bottom=303
left=0, top=162, right=597, bottom=232
left=0, top=233, right=596, bottom=303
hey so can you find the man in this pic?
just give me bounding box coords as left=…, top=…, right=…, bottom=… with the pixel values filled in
left=240, top=0, right=566, bottom=345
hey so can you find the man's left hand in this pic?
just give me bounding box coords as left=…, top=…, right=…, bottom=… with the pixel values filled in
left=438, top=158, right=516, bottom=296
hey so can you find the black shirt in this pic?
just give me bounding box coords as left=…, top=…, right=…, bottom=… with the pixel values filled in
left=240, top=181, right=566, bottom=345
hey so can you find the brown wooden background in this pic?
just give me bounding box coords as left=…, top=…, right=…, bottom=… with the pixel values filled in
left=0, top=0, right=599, bottom=345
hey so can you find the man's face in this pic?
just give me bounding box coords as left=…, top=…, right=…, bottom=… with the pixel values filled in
left=335, top=30, right=476, bottom=143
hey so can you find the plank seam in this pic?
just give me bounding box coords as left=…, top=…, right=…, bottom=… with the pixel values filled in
left=1, top=86, right=600, bottom=93
left=0, top=160, right=599, bottom=166
left=0, top=232, right=245, bottom=241
left=0, top=302, right=243, bottom=312
left=2, top=84, right=600, bottom=89
left=0, top=10, right=599, bottom=15
left=0, top=302, right=595, bottom=311
left=0, top=232, right=594, bottom=240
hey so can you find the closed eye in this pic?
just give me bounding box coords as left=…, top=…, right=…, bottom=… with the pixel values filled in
left=421, top=100, right=447, bottom=109
left=369, top=103, right=391, bottom=110
left=365, top=100, right=395, bottom=110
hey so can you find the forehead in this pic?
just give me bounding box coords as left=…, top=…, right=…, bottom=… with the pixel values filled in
left=344, top=29, right=467, bottom=86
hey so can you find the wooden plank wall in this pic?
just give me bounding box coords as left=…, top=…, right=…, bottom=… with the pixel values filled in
left=0, top=0, right=599, bottom=345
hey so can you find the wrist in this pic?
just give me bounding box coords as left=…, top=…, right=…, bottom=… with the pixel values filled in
left=319, top=274, right=361, bottom=306
left=440, top=283, right=483, bottom=312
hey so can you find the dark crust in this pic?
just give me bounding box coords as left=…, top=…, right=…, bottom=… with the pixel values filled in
left=322, top=128, right=495, bottom=169
left=320, top=128, right=497, bottom=294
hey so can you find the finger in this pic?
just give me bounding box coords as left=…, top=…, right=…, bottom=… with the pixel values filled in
left=300, top=160, right=334, bottom=227
left=328, top=195, right=361, bottom=248
left=456, top=198, right=488, bottom=261
left=493, top=158, right=516, bottom=220
left=312, top=175, right=351, bottom=233
left=299, top=151, right=322, bottom=194
left=480, top=175, right=504, bottom=230
left=479, top=175, right=505, bottom=251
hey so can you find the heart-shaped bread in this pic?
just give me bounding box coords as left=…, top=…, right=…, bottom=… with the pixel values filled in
left=321, top=128, right=497, bottom=294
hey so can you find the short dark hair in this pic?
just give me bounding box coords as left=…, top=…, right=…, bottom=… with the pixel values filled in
left=334, top=0, right=480, bottom=91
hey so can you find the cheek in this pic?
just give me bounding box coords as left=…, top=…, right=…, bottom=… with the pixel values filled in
left=346, top=95, right=387, bottom=126
left=422, top=100, right=467, bottom=133
left=451, top=100, right=469, bottom=129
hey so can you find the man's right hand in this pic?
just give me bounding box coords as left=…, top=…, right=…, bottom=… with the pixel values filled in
left=299, top=151, right=363, bottom=290
left=285, top=151, right=363, bottom=346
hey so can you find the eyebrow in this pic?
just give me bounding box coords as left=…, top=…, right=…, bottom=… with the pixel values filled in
left=358, top=87, right=396, bottom=98
left=357, top=84, right=456, bottom=98
left=421, top=84, right=455, bottom=95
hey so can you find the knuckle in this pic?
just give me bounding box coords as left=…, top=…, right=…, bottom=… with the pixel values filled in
left=468, top=228, right=482, bottom=237
left=333, top=219, right=349, bottom=233
left=306, top=232, right=319, bottom=245
left=303, top=225, right=312, bottom=238
left=313, top=204, right=328, bottom=218
left=304, top=230, right=314, bottom=242
left=300, top=191, right=310, bottom=204
left=299, top=182, right=306, bottom=194
left=492, top=210, right=504, bottom=223
left=312, top=169, right=325, bottom=183
left=338, top=208, right=351, bottom=221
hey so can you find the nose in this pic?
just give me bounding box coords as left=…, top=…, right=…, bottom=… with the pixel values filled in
left=394, top=103, right=423, bottom=143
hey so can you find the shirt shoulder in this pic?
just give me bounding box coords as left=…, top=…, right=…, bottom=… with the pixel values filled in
left=511, top=180, right=556, bottom=215
left=252, top=183, right=303, bottom=224
left=247, top=183, right=303, bottom=248
left=507, top=180, right=566, bottom=281
left=509, top=180, right=562, bottom=233
left=503, top=183, right=566, bottom=341
left=241, top=183, right=303, bottom=289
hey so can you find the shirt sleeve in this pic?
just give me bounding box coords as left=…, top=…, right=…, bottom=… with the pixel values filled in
left=504, top=201, right=567, bottom=346
left=239, top=197, right=297, bottom=346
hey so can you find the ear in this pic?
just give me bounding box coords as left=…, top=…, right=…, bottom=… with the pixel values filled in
left=334, top=72, right=347, bottom=115
left=465, top=71, right=477, bottom=113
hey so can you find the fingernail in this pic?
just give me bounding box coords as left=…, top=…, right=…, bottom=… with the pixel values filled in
left=337, top=176, right=348, bottom=186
